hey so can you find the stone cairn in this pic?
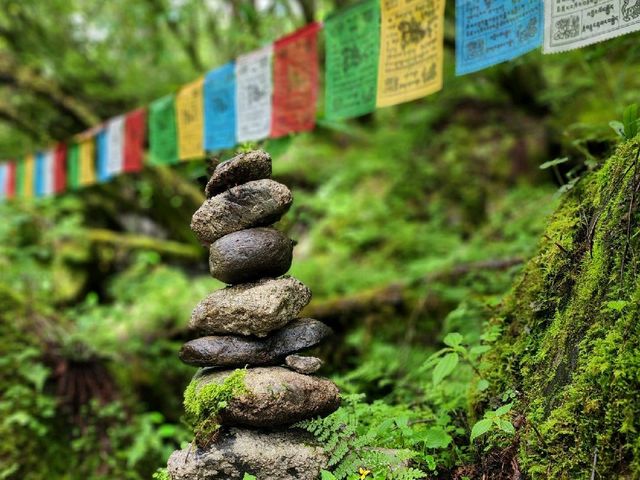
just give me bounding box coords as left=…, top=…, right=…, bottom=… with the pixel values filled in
left=167, top=151, right=340, bottom=480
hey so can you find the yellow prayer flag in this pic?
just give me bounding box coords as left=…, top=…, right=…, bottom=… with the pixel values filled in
left=176, top=78, right=205, bottom=161
left=376, top=0, right=445, bottom=108
left=23, top=154, right=35, bottom=199
left=79, top=138, right=96, bottom=186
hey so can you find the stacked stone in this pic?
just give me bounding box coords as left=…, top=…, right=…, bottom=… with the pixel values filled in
left=168, top=151, right=339, bottom=480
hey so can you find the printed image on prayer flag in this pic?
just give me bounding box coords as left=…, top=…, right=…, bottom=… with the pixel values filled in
left=456, top=0, right=542, bottom=75
left=271, top=22, right=321, bottom=138
left=53, top=143, right=67, bottom=193
left=204, top=63, right=236, bottom=151
left=176, top=78, right=205, bottom=160
left=544, top=0, right=640, bottom=53
left=376, top=0, right=445, bottom=108
left=124, top=108, right=146, bottom=172
left=324, top=0, right=380, bottom=120
left=236, top=45, right=273, bottom=142
left=149, top=95, right=179, bottom=165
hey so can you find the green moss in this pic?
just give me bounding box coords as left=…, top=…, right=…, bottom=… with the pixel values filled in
left=183, top=368, right=247, bottom=447
left=477, top=139, right=640, bottom=478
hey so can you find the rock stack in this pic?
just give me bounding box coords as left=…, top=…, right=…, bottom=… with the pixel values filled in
left=167, top=151, right=339, bottom=480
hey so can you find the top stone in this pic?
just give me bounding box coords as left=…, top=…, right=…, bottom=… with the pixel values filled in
left=205, top=150, right=272, bottom=197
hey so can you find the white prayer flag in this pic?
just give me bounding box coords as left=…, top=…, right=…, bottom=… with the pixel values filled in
left=235, top=45, right=273, bottom=142
left=43, top=150, right=55, bottom=196
left=106, top=115, right=125, bottom=176
left=544, top=0, right=640, bottom=53
left=0, top=163, right=7, bottom=200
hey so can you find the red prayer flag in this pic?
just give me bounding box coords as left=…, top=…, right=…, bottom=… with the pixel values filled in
left=54, top=143, right=67, bottom=193
left=271, top=22, right=321, bottom=138
left=6, top=161, right=16, bottom=198
left=124, top=108, right=146, bottom=173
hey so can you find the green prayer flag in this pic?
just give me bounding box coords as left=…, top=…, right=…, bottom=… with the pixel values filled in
left=67, top=143, right=80, bottom=189
left=324, top=0, right=380, bottom=121
left=149, top=95, right=178, bottom=165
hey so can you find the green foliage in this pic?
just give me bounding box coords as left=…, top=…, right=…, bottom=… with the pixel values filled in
left=469, top=403, right=515, bottom=442
left=152, top=469, right=171, bottom=480
left=183, top=369, right=247, bottom=447
left=610, top=104, right=640, bottom=140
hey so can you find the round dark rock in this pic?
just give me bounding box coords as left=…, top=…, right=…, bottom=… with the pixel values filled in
left=179, top=319, right=332, bottom=367
left=191, top=367, right=340, bottom=428
left=167, top=427, right=327, bottom=480
left=205, top=150, right=272, bottom=197
left=191, top=179, right=292, bottom=246
left=209, top=228, right=293, bottom=284
left=285, top=355, right=323, bottom=374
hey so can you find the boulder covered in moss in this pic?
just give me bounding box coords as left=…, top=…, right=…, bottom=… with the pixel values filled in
left=477, top=139, right=640, bottom=478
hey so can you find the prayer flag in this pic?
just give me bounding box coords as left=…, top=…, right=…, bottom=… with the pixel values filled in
left=149, top=95, right=179, bottom=165
left=105, top=116, right=125, bottom=178
left=35, top=150, right=55, bottom=197
left=376, top=0, right=445, bottom=107
left=17, top=155, right=35, bottom=199
left=203, top=63, right=236, bottom=151
left=78, top=138, right=97, bottom=186
left=176, top=78, right=205, bottom=160
left=124, top=108, right=146, bottom=172
left=236, top=45, right=273, bottom=142
left=544, top=0, right=640, bottom=53
left=271, top=22, right=321, bottom=138
left=0, top=164, right=6, bottom=201
left=456, top=0, right=542, bottom=75
left=97, top=129, right=109, bottom=182
left=5, top=162, right=16, bottom=199
left=324, top=0, right=380, bottom=120
left=67, top=143, right=81, bottom=190
left=53, top=143, right=67, bottom=193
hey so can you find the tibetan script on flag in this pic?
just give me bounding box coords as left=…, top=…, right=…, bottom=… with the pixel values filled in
left=456, top=0, right=542, bottom=75
left=204, top=63, right=236, bottom=151
left=236, top=45, right=273, bottom=142
left=324, top=0, right=380, bottom=120
left=149, top=95, right=178, bottom=165
left=271, top=22, right=321, bottom=137
left=176, top=78, right=205, bottom=160
left=377, top=0, right=445, bottom=107
left=544, top=0, right=640, bottom=53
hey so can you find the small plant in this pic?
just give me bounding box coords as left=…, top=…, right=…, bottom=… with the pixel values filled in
left=469, top=403, right=515, bottom=442
left=421, top=333, right=489, bottom=387
left=152, top=468, right=171, bottom=480
left=610, top=104, right=640, bottom=140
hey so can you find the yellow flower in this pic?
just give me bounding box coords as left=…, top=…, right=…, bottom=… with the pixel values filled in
left=358, top=467, right=371, bottom=479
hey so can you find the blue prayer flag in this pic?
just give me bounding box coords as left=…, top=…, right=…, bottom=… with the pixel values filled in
left=203, top=62, right=236, bottom=151
left=96, top=129, right=110, bottom=182
left=456, top=0, right=542, bottom=76
left=35, top=152, right=46, bottom=197
left=0, top=164, right=6, bottom=201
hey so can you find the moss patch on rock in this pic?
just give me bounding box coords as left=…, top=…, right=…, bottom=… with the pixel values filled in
left=477, top=138, right=640, bottom=478
left=183, top=368, right=247, bottom=447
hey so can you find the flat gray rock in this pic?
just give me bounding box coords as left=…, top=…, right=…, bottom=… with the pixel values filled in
left=179, top=319, right=331, bottom=367
left=189, top=277, right=311, bottom=337
left=205, top=150, right=272, bottom=197
left=209, top=228, right=293, bottom=284
left=192, top=367, right=340, bottom=427
left=285, top=355, right=323, bottom=374
left=191, top=179, right=292, bottom=246
left=167, top=427, right=327, bottom=480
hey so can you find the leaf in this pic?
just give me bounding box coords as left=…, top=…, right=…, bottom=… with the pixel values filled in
left=422, top=426, right=453, bottom=449
left=494, top=403, right=513, bottom=417
left=320, top=471, right=338, bottom=480
left=610, top=121, right=626, bottom=138
left=497, top=419, right=516, bottom=435
left=469, top=345, right=491, bottom=357
left=477, top=379, right=490, bottom=391
left=623, top=103, right=639, bottom=139
left=242, top=474, right=257, bottom=480
left=470, top=418, right=493, bottom=442
left=423, top=455, right=436, bottom=471
left=540, top=157, right=569, bottom=169
left=432, top=353, right=459, bottom=386
left=604, top=300, right=628, bottom=313
left=443, top=332, right=463, bottom=348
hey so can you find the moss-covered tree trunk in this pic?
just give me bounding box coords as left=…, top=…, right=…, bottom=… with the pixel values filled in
left=477, top=139, right=640, bottom=479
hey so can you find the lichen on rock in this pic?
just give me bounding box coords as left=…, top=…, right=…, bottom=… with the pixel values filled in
left=476, top=138, right=640, bottom=478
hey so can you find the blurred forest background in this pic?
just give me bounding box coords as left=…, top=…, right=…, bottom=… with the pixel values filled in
left=1, top=0, right=640, bottom=479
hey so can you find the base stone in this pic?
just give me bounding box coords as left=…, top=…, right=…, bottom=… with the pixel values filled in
left=167, top=427, right=327, bottom=480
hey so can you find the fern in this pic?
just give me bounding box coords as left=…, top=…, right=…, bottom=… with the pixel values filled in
left=295, top=395, right=428, bottom=480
